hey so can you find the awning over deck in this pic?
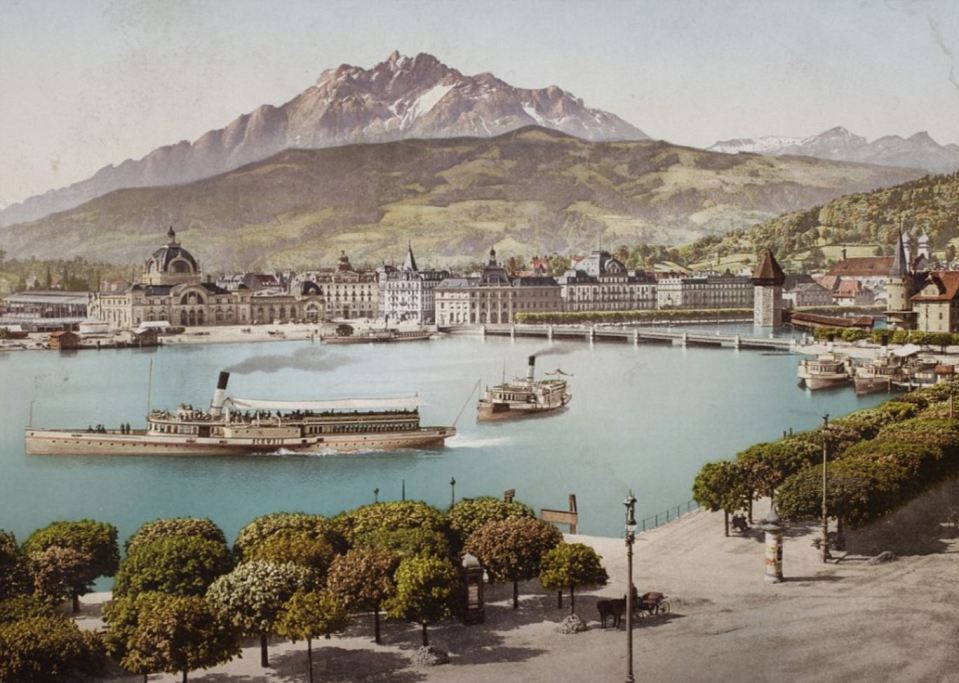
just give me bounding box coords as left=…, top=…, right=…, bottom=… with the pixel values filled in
left=225, top=396, right=420, bottom=412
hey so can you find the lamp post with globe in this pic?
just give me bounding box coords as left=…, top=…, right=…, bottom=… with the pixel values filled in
left=624, top=491, right=637, bottom=683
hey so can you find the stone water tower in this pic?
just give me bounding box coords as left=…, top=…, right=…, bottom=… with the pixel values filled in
left=751, top=249, right=786, bottom=327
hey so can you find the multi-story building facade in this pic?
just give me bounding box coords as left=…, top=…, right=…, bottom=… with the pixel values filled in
left=297, top=252, right=379, bottom=320
left=655, top=273, right=754, bottom=309
left=558, top=250, right=656, bottom=311
left=911, top=271, right=959, bottom=333
left=92, top=228, right=325, bottom=328
left=378, top=244, right=450, bottom=324
left=435, top=248, right=562, bottom=326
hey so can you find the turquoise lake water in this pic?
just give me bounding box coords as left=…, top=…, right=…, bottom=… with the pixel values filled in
left=0, top=333, right=886, bottom=560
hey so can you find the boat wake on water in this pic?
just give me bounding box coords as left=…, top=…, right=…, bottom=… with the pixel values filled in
left=447, top=434, right=513, bottom=449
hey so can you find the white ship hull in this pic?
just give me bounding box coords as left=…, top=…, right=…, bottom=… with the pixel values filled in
left=25, top=426, right=454, bottom=456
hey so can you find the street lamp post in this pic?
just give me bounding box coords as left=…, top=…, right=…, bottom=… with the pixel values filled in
left=624, top=492, right=637, bottom=683
left=821, top=414, right=830, bottom=563
left=373, top=487, right=379, bottom=503
left=450, top=477, right=456, bottom=508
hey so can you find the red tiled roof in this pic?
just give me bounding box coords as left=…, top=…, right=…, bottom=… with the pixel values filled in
left=910, top=271, right=959, bottom=302
left=825, top=257, right=893, bottom=277
left=752, top=249, right=785, bottom=284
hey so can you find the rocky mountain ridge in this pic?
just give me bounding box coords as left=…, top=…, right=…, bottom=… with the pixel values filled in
left=708, top=126, right=959, bottom=174
left=0, top=52, right=646, bottom=228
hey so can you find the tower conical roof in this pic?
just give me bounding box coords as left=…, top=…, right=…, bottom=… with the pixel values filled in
left=890, top=226, right=908, bottom=277
left=751, top=249, right=785, bottom=285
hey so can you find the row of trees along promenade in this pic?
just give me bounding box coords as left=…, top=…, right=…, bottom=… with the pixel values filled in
left=0, top=497, right=609, bottom=683
left=693, top=381, right=959, bottom=540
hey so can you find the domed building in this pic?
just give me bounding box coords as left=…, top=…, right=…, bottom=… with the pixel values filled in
left=91, top=229, right=325, bottom=329
left=144, top=227, right=202, bottom=286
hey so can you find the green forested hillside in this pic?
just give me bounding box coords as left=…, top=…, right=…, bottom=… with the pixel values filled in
left=683, top=172, right=959, bottom=271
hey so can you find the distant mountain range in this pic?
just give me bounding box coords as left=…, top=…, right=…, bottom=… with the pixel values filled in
left=708, top=127, right=959, bottom=174
left=0, top=51, right=646, bottom=228
left=0, top=127, right=923, bottom=271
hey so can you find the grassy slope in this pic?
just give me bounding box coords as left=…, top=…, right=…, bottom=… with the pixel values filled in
left=0, top=127, right=922, bottom=271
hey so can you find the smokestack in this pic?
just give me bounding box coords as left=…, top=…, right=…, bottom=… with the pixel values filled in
left=527, top=355, right=535, bottom=384
left=210, top=371, right=230, bottom=417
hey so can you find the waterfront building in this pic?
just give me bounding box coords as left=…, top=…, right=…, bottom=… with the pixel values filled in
left=751, top=249, right=785, bottom=326
left=557, top=250, right=656, bottom=311
left=783, top=282, right=833, bottom=308
left=295, top=251, right=379, bottom=320
left=435, top=248, right=562, bottom=325
left=911, top=271, right=959, bottom=333
left=655, top=272, right=753, bottom=310
left=92, top=228, right=325, bottom=328
left=832, top=279, right=876, bottom=306
left=378, top=243, right=450, bottom=324
left=0, top=290, right=92, bottom=330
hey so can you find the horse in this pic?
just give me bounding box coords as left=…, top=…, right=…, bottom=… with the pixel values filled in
left=597, top=598, right=626, bottom=628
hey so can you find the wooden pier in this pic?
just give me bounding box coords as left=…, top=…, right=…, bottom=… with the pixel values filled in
left=471, top=323, right=795, bottom=351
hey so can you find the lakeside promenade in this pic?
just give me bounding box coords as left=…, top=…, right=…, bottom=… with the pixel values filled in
left=74, top=479, right=959, bottom=682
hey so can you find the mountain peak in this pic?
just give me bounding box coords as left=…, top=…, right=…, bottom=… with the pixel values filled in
left=0, top=51, right=648, bottom=227
left=709, top=126, right=959, bottom=174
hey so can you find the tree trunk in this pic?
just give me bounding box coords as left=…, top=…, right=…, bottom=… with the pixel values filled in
left=557, top=590, right=563, bottom=609
left=307, top=637, right=314, bottom=683
left=569, top=586, right=575, bottom=614
left=72, top=592, right=80, bottom=613
left=748, top=498, right=754, bottom=524
left=182, top=671, right=188, bottom=683
left=421, top=623, right=429, bottom=647
left=724, top=509, right=730, bottom=537
left=512, top=579, right=519, bottom=609
left=373, top=607, right=381, bottom=644
left=836, top=515, right=846, bottom=550
left=260, top=632, right=269, bottom=667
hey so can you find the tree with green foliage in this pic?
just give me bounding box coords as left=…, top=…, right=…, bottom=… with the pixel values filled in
left=334, top=501, right=447, bottom=546
left=446, top=496, right=536, bottom=549
left=277, top=590, right=349, bottom=683
left=206, top=560, right=314, bottom=668
left=120, top=594, right=238, bottom=683
left=22, top=520, right=119, bottom=612
left=125, top=517, right=227, bottom=552
left=353, top=526, right=451, bottom=561
left=692, top=460, right=750, bottom=536
left=538, top=543, right=608, bottom=614
left=0, top=615, right=105, bottom=683
left=0, top=530, right=30, bottom=601
left=243, top=529, right=336, bottom=580
left=384, top=556, right=458, bottom=647
left=29, top=545, right=95, bottom=607
left=114, top=536, right=233, bottom=599
left=0, top=595, right=58, bottom=624
left=464, top=517, right=563, bottom=609
left=233, top=512, right=345, bottom=561
left=548, top=254, right=571, bottom=276
left=326, top=547, right=399, bottom=644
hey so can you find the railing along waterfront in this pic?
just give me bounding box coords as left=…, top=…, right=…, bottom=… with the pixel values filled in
left=637, top=499, right=700, bottom=533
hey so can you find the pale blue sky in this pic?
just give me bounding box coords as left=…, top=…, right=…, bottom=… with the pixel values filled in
left=1, top=0, right=958, bottom=205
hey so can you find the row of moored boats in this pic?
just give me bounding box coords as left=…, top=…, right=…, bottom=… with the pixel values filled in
left=798, top=344, right=949, bottom=394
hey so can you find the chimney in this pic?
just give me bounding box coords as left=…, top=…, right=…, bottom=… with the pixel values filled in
left=527, top=356, right=536, bottom=384
left=210, top=371, right=230, bottom=417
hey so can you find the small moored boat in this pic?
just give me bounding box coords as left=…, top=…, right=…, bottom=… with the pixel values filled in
left=798, top=351, right=853, bottom=391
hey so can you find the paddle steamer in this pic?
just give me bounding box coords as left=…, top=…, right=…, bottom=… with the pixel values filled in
left=477, top=355, right=571, bottom=421
left=25, top=372, right=454, bottom=455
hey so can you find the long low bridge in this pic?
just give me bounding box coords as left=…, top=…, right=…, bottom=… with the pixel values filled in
left=470, top=323, right=796, bottom=351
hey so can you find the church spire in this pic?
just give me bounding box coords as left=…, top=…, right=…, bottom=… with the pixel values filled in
left=890, top=225, right=908, bottom=277
left=403, top=241, right=418, bottom=272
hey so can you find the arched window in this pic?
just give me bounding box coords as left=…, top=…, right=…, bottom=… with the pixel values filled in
left=188, top=310, right=196, bottom=326
left=197, top=310, right=204, bottom=325
left=180, top=310, right=188, bottom=326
